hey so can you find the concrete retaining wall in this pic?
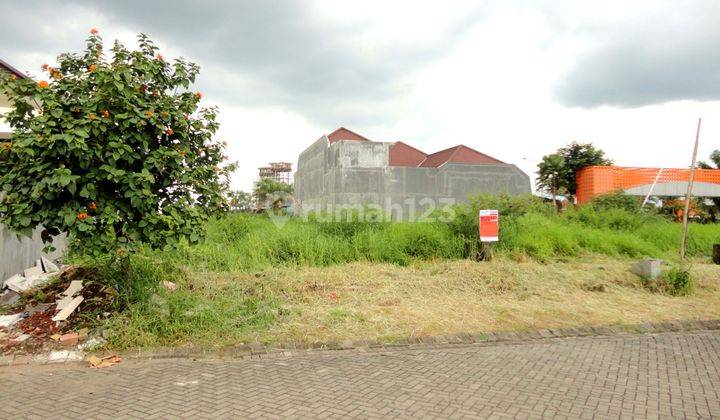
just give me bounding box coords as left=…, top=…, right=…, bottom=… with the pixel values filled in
left=295, top=137, right=532, bottom=219
left=0, top=225, right=66, bottom=281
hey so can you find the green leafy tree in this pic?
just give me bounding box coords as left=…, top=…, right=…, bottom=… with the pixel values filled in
left=228, top=190, right=253, bottom=212
left=253, top=179, right=293, bottom=211
left=0, top=30, right=235, bottom=254
left=698, top=150, right=720, bottom=170
left=557, top=142, right=613, bottom=196
left=536, top=153, right=565, bottom=211
left=537, top=142, right=613, bottom=206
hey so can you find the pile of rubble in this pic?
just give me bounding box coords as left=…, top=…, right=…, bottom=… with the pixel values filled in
left=0, top=258, right=106, bottom=355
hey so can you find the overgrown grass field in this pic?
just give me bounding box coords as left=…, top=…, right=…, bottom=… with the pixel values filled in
left=157, top=194, right=720, bottom=270
left=77, top=194, right=720, bottom=349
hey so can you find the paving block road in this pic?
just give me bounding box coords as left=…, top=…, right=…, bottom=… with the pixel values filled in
left=2, top=331, right=719, bottom=419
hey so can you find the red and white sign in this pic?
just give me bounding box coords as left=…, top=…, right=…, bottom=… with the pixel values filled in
left=478, top=209, right=499, bottom=242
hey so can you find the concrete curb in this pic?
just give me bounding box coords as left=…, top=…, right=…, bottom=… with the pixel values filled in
left=2, top=319, right=719, bottom=367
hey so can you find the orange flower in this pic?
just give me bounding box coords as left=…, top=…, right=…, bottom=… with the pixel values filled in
left=77, top=212, right=89, bottom=221
left=89, top=64, right=96, bottom=73
left=1, top=142, right=11, bottom=151
left=88, top=202, right=97, bottom=211
left=88, top=113, right=97, bottom=120
left=38, top=80, right=49, bottom=88
left=41, top=64, right=49, bottom=71
left=146, top=110, right=154, bottom=118
left=90, top=28, right=99, bottom=35
left=166, top=128, right=174, bottom=136
left=161, top=111, right=169, bottom=118
left=101, top=109, right=110, bottom=118
left=156, top=53, right=164, bottom=61
left=51, top=70, right=61, bottom=79
left=10, top=75, right=16, bottom=81
left=194, top=92, right=202, bottom=100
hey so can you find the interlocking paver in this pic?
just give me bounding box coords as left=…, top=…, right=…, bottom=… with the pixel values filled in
left=1, top=331, right=720, bottom=418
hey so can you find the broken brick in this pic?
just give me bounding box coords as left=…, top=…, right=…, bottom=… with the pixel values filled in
left=60, top=332, right=79, bottom=347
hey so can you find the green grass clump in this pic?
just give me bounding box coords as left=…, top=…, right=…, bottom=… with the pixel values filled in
left=662, top=268, right=694, bottom=296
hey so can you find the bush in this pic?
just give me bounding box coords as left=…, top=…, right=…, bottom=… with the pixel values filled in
left=590, top=192, right=641, bottom=212
left=663, top=268, right=694, bottom=296
left=0, top=31, right=233, bottom=254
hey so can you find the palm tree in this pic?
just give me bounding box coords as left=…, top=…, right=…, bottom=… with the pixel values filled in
left=536, top=153, right=565, bottom=212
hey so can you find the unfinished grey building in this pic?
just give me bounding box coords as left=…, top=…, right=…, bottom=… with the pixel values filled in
left=294, top=128, right=531, bottom=219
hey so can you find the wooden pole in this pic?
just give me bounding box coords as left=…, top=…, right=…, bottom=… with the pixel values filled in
left=641, top=168, right=663, bottom=209
left=680, top=118, right=702, bottom=268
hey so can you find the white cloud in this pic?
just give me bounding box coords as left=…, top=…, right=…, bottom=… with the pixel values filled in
left=2, top=0, right=718, bottom=194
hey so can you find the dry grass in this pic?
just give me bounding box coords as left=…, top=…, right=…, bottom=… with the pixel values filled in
left=243, top=257, right=720, bottom=345
left=110, top=256, right=720, bottom=348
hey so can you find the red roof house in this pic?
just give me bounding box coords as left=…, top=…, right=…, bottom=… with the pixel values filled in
left=389, top=141, right=427, bottom=167
left=327, top=127, right=370, bottom=144
left=419, top=145, right=504, bottom=167
left=326, top=127, right=504, bottom=168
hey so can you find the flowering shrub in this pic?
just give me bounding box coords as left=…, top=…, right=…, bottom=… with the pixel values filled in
left=0, top=31, right=235, bottom=254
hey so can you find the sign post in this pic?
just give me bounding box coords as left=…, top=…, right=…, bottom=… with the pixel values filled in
left=478, top=209, right=499, bottom=261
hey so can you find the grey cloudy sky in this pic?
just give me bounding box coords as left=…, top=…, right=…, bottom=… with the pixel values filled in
left=2, top=0, right=719, bottom=190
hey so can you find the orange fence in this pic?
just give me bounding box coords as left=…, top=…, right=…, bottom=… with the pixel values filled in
left=576, top=166, right=720, bottom=204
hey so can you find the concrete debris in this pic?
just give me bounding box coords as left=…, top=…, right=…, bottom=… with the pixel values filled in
left=88, top=354, right=122, bottom=369
left=23, top=261, right=44, bottom=279
left=78, top=337, right=105, bottom=351
left=3, top=274, right=25, bottom=292
left=631, top=259, right=663, bottom=280
left=62, top=280, right=83, bottom=297
left=0, top=313, right=25, bottom=328
left=0, top=259, right=102, bottom=355
left=55, top=295, right=74, bottom=311
left=2, top=257, right=61, bottom=293
left=162, top=280, right=178, bottom=291
left=43, top=350, right=84, bottom=363
left=41, top=256, right=60, bottom=273
left=4, top=272, right=50, bottom=293
left=52, top=296, right=84, bottom=322
left=0, top=289, right=20, bottom=307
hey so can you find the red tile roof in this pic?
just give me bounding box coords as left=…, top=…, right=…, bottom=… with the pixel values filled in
left=327, top=127, right=370, bottom=143
left=419, top=145, right=504, bottom=167
left=324, top=127, right=504, bottom=167
left=389, top=141, right=427, bottom=167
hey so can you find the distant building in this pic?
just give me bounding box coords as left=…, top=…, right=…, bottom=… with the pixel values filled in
left=294, top=127, right=531, bottom=219
left=576, top=166, right=720, bottom=204
left=258, top=162, right=292, bottom=184
left=0, top=59, right=26, bottom=134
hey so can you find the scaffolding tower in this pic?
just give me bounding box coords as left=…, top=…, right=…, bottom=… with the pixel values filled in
left=258, top=162, right=292, bottom=184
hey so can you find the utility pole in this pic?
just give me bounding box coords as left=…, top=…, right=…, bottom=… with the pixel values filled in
left=680, top=118, right=702, bottom=268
